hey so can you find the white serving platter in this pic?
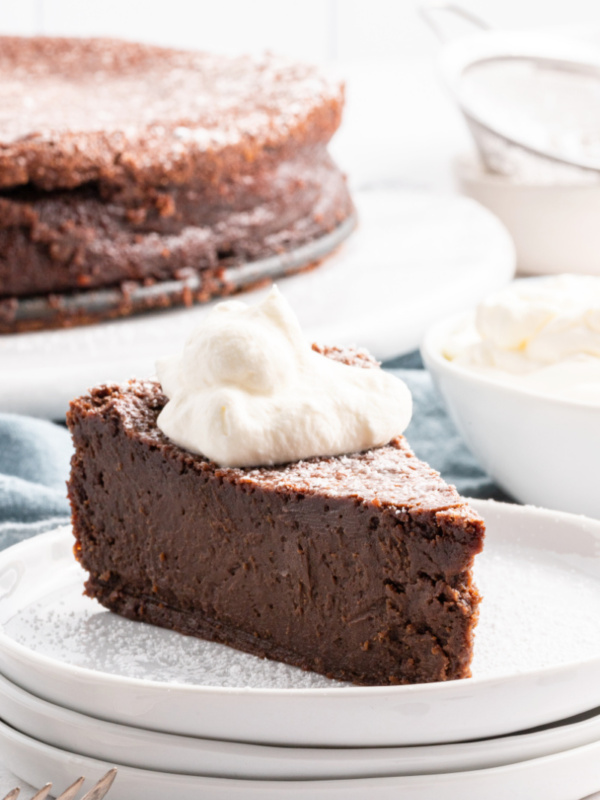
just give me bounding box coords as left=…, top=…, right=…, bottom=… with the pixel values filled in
left=0, top=500, right=600, bottom=747
left=2, top=721, right=600, bottom=800
left=2, top=670, right=600, bottom=779
left=0, top=189, right=515, bottom=419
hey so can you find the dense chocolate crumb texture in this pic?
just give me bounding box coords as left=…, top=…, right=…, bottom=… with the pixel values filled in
left=67, top=347, right=485, bottom=686
left=0, top=37, right=343, bottom=190
left=0, top=37, right=353, bottom=331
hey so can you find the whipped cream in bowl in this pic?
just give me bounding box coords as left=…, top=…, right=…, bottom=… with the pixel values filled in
left=445, top=274, right=600, bottom=405
left=156, top=287, right=412, bottom=468
left=421, top=275, right=600, bottom=517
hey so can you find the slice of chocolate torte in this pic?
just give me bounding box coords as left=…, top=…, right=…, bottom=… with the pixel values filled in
left=67, top=347, right=484, bottom=686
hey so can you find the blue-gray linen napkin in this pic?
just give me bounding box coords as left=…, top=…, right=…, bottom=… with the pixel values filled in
left=0, top=355, right=509, bottom=548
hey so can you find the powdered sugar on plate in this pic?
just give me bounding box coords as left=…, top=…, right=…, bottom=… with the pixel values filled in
left=5, top=576, right=342, bottom=689
left=4, top=527, right=600, bottom=689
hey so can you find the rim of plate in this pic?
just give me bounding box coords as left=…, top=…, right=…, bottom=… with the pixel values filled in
left=1, top=499, right=600, bottom=698
left=4, top=715, right=600, bottom=790
left=2, top=661, right=600, bottom=753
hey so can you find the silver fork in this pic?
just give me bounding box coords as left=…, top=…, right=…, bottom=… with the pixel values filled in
left=2, top=768, right=116, bottom=800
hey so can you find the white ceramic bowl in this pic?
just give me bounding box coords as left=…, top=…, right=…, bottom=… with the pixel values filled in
left=454, top=155, right=600, bottom=276
left=421, top=313, right=600, bottom=518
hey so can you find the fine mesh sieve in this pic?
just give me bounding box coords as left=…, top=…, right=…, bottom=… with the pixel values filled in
left=421, top=3, right=600, bottom=183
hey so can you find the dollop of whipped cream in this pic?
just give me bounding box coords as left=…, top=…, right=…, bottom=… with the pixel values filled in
left=156, top=288, right=412, bottom=467
left=446, top=274, right=600, bottom=403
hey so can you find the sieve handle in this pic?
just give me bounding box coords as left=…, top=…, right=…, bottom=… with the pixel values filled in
left=419, top=3, right=492, bottom=43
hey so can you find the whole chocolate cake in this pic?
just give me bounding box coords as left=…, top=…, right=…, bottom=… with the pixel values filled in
left=0, top=37, right=353, bottom=332
left=67, top=347, right=484, bottom=686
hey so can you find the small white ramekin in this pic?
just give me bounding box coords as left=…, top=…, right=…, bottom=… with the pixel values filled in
left=421, top=313, right=600, bottom=518
left=454, top=155, right=600, bottom=277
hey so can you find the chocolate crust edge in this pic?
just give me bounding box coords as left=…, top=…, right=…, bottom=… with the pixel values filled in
left=0, top=207, right=357, bottom=333
left=82, top=574, right=480, bottom=686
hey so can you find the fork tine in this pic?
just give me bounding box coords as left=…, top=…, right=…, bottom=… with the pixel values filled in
left=30, top=786, right=52, bottom=800
left=78, top=769, right=117, bottom=800
left=1, top=768, right=116, bottom=800
left=54, top=777, right=85, bottom=800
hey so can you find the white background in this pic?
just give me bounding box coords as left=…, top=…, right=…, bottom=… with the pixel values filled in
left=2, top=0, right=600, bottom=60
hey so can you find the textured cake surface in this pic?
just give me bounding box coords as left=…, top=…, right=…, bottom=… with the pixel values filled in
left=67, top=349, right=484, bottom=686
left=0, top=37, right=343, bottom=191
left=0, top=150, right=350, bottom=298
left=0, top=37, right=352, bottom=331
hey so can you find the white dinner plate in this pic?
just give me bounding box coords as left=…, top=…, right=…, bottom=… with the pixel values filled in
left=2, top=670, right=600, bottom=779
left=0, top=500, right=600, bottom=747
left=0, top=189, right=515, bottom=419
left=2, top=721, right=600, bottom=800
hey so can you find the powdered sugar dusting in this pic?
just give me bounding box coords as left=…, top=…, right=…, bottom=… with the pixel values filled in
left=0, top=38, right=343, bottom=190
left=4, top=535, right=600, bottom=688
left=471, top=542, right=600, bottom=677
left=5, top=573, right=344, bottom=689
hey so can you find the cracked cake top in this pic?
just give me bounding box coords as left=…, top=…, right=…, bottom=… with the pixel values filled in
left=0, top=36, right=344, bottom=191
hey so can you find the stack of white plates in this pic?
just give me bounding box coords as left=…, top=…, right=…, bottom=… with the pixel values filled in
left=1, top=499, right=600, bottom=799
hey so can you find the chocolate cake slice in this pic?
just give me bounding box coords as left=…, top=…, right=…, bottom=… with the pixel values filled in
left=67, top=348, right=484, bottom=684
left=67, top=351, right=484, bottom=686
